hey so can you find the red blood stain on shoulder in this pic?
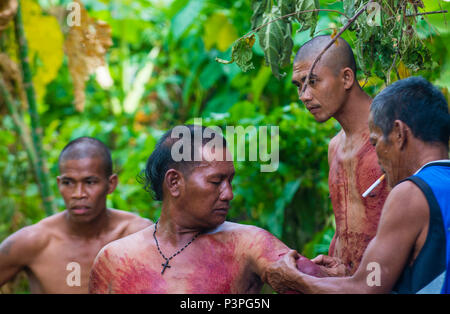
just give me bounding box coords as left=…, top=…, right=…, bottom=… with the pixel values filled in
left=90, top=250, right=166, bottom=294
left=90, top=252, right=113, bottom=293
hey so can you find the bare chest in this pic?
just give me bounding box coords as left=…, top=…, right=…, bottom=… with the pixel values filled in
left=329, top=139, right=387, bottom=232
left=28, top=237, right=115, bottom=293
left=107, top=238, right=258, bottom=294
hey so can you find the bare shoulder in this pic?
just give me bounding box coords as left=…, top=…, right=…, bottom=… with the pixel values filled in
left=213, top=222, right=288, bottom=251
left=0, top=212, right=64, bottom=262
left=328, top=130, right=343, bottom=160
left=213, top=221, right=273, bottom=237
left=96, top=225, right=150, bottom=261
left=107, top=209, right=153, bottom=236
left=378, top=180, right=428, bottom=233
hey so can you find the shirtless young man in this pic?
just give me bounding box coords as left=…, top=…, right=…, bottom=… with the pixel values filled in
left=292, top=36, right=390, bottom=274
left=266, top=77, right=450, bottom=294
left=89, top=125, right=325, bottom=294
left=0, top=137, right=152, bottom=293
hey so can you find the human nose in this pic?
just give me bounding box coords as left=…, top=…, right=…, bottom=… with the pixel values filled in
left=299, top=85, right=313, bottom=104
left=220, top=181, right=233, bottom=201
left=72, top=183, right=87, bottom=199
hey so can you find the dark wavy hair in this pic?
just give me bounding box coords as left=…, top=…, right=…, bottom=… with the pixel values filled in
left=137, top=125, right=227, bottom=201
left=371, top=76, right=450, bottom=147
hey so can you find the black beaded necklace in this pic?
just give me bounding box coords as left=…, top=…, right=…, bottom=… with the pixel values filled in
left=153, top=220, right=201, bottom=275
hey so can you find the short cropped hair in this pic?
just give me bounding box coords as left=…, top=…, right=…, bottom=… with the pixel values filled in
left=58, top=137, right=113, bottom=177
left=138, top=125, right=227, bottom=201
left=294, top=35, right=357, bottom=76
left=371, top=76, right=450, bottom=147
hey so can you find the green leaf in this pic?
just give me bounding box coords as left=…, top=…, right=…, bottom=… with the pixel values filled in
left=171, top=0, right=204, bottom=40
left=251, top=0, right=271, bottom=30
left=267, top=178, right=302, bottom=238
left=279, top=0, right=296, bottom=16
left=295, top=0, right=319, bottom=36
left=257, top=7, right=293, bottom=79
left=215, top=37, right=255, bottom=72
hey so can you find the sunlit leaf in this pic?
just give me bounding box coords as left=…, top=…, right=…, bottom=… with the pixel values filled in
left=22, top=0, right=64, bottom=102
left=203, top=12, right=238, bottom=52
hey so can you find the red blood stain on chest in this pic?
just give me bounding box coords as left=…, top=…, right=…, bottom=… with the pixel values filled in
left=114, top=256, right=167, bottom=293
left=328, top=138, right=389, bottom=271
left=186, top=236, right=239, bottom=293
left=355, top=141, right=389, bottom=226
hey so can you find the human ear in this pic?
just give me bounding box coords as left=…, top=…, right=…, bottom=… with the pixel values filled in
left=342, top=67, right=355, bottom=90
left=107, top=174, right=118, bottom=194
left=392, top=120, right=408, bottom=150
left=164, top=169, right=183, bottom=198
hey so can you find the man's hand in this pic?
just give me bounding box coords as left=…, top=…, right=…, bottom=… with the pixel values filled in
left=265, top=250, right=304, bottom=293
left=311, top=254, right=348, bottom=277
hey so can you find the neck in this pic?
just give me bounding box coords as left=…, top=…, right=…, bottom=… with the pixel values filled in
left=334, top=86, right=372, bottom=136
left=156, top=203, right=204, bottom=246
left=406, top=142, right=449, bottom=176
left=64, top=208, right=110, bottom=239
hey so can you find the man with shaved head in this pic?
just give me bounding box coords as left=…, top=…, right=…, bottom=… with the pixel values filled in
left=0, top=137, right=152, bottom=293
left=292, top=35, right=390, bottom=275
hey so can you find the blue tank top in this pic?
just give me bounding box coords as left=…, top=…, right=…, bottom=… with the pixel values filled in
left=392, top=160, right=450, bottom=294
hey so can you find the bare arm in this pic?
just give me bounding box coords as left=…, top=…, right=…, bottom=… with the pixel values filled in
left=0, top=226, right=45, bottom=286
left=247, top=227, right=290, bottom=281
left=266, top=181, right=428, bottom=293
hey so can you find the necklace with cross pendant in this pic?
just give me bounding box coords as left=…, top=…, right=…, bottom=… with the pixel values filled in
left=161, top=259, right=171, bottom=274
left=153, top=220, right=201, bottom=275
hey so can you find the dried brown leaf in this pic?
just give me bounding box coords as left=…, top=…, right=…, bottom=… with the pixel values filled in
left=0, top=0, right=18, bottom=32
left=64, top=0, right=112, bottom=112
left=0, top=53, right=27, bottom=113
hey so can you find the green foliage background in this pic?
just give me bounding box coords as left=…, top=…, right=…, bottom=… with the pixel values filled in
left=0, top=0, right=449, bottom=293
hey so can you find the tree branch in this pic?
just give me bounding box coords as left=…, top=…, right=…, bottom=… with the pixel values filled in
left=235, top=9, right=350, bottom=45
left=300, top=1, right=374, bottom=96
left=405, top=10, right=447, bottom=17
